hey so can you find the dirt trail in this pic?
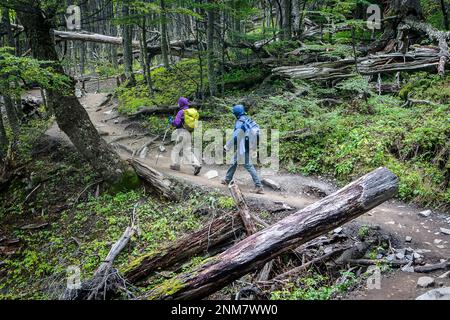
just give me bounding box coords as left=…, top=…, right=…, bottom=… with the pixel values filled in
left=46, top=91, right=450, bottom=300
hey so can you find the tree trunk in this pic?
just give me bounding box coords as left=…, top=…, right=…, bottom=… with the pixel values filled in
left=281, top=0, right=292, bottom=40
left=124, top=212, right=245, bottom=283
left=292, top=0, right=300, bottom=36
left=3, top=95, right=20, bottom=139
left=16, top=8, right=129, bottom=183
left=140, top=18, right=153, bottom=93
left=2, top=8, right=14, bottom=48
left=143, top=167, right=398, bottom=300
left=122, top=0, right=135, bottom=85
left=441, top=0, right=449, bottom=30
left=160, top=0, right=170, bottom=68
left=369, top=0, right=423, bottom=53
left=0, top=109, right=8, bottom=159
left=207, top=0, right=217, bottom=96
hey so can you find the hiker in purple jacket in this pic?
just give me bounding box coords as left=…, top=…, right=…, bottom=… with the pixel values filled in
left=171, top=97, right=190, bottom=128
left=169, top=97, right=202, bottom=175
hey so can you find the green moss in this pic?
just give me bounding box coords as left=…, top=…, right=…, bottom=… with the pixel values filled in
left=116, top=59, right=205, bottom=114
left=108, top=170, right=141, bottom=194
left=147, top=277, right=185, bottom=299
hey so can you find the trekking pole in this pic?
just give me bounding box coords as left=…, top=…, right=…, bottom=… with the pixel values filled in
left=155, top=124, right=171, bottom=166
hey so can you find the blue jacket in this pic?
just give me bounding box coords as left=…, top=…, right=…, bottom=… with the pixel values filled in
left=226, top=115, right=260, bottom=154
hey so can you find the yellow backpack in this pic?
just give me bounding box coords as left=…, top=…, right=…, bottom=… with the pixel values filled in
left=183, top=108, right=199, bottom=131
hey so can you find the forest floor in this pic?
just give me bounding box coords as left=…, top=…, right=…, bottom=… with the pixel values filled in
left=37, top=86, right=450, bottom=300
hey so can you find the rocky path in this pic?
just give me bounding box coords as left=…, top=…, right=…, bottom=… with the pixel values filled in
left=46, top=91, right=450, bottom=300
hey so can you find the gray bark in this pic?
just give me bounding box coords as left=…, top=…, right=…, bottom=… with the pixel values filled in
left=122, top=0, right=135, bottom=84
left=160, top=0, right=170, bottom=67
left=281, top=0, right=292, bottom=40
left=3, top=95, right=20, bottom=139
left=0, top=109, right=8, bottom=159
left=207, top=1, right=217, bottom=96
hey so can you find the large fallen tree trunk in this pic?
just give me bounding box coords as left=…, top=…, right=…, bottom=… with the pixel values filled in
left=403, top=19, right=450, bottom=76
left=142, top=167, right=398, bottom=300
left=358, top=46, right=443, bottom=75
left=124, top=212, right=245, bottom=283
left=52, top=30, right=198, bottom=58
left=273, top=46, right=446, bottom=80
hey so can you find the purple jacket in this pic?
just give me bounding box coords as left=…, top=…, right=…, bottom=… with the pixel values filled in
left=172, top=97, right=190, bottom=128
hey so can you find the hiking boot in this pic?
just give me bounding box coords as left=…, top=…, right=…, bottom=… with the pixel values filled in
left=193, top=165, right=202, bottom=176
left=253, top=186, right=264, bottom=194
left=221, top=179, right=230, bottom=185
left=170, top=164, right=180, bottom=171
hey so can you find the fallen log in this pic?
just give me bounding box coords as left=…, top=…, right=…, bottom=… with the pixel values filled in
left=142, top=167, right=398, bottom=300
left=273, top=46, right=446, bottom=80
left=414, top=259, right=450, bottom=273
left=269, top=245, right=352, bottom=284
left=130, top=105, right=180, bottom=118
left=273, top=58, right=356, bottom=81
left=124, top=212, right=245, bottom=283
left=130, top=159, right=186, bottom=200
left=358, top=47, right=442, bottom=75
left=344, top=258, right=409, bottom=267
left=52, top=30, right=198, bottom=58
left=228, top=181, right=257, bottom=235
left=404, top=19, right=450, bottom=76
left=228, top=181, right=272, bottom=281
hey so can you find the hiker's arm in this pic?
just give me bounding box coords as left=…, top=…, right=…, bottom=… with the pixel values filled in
left=172, top=110, right=184, bottom=128
left=225, top=121, right=244, bottom=150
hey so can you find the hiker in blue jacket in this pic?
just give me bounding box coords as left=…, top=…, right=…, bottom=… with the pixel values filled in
left=221, top=105, right=264, bottom=194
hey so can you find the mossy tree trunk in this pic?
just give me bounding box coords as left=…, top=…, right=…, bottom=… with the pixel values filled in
left=16, top=6, right=130, bottom=184
left=3, top=95, right=20, bottom=140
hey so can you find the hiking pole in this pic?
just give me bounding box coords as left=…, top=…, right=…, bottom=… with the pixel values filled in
left=155, top=123, right=171, bottom=166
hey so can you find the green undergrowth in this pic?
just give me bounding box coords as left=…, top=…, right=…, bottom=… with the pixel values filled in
left=116, top=59, right=204, bottom=114
left=116, top=58, right=268, bottom=115
left=114, top=65, right=449, bottom=208
left=0, top=125, right=234, bottom=299
left=205, top=74, right=450, bottom=208
left=270, top=270, right=358, bottom=300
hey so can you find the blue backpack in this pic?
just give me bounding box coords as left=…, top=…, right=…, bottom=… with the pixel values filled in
left=237, top=115, right=260, bottom=134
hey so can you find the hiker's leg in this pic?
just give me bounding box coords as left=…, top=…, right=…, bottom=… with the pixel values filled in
left=171, top=129, right=183, bottom=166
left=244, top=144, right=262, bottom=187
left=244, top=162, right=262, bottom=187
left=186, top=142, right=201, bottom=167
left=224, top=153, right=238, bottom=182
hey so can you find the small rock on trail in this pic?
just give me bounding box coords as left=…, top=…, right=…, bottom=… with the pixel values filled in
left=417, top=276, right=435, bottom=288
left=205, top=170, right=219, bottom=180
left=261, top=178, right=281, bottom=190
left=419, top=210, right=432, bottom=218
